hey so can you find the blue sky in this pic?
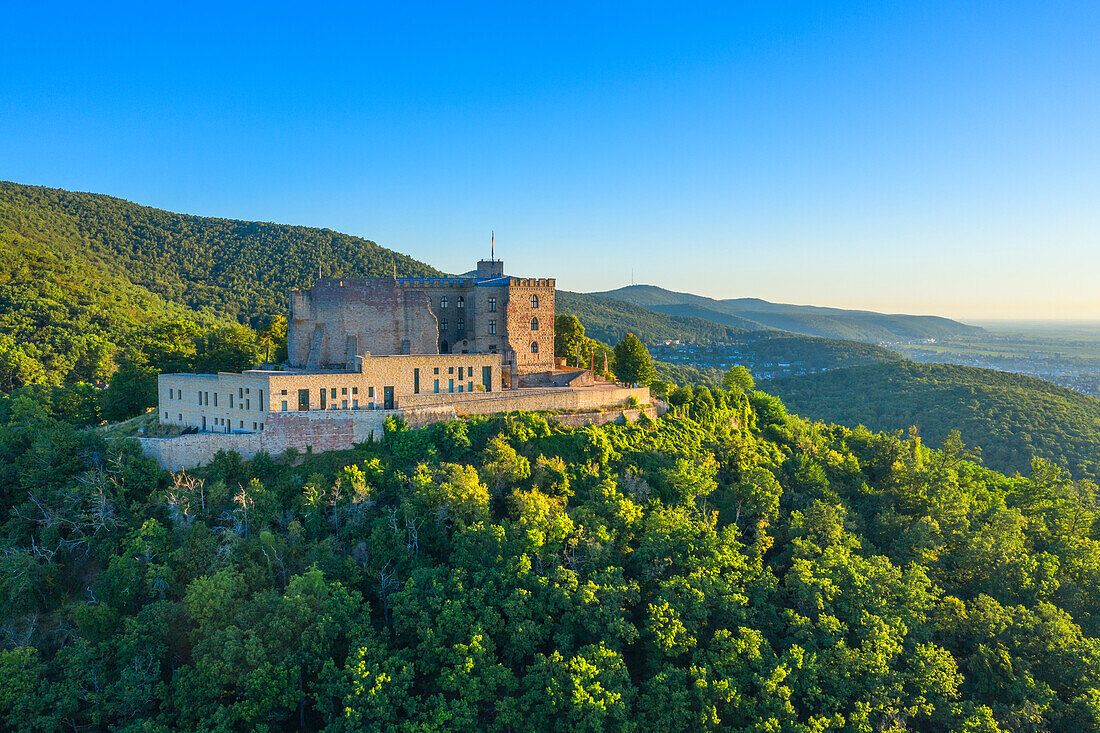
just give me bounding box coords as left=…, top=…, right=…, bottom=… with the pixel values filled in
left=2, top=1, right=1098, bottom=319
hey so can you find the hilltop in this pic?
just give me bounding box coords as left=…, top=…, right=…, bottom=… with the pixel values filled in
left=767, top=360, right=1100, bottom=481
left=594, top=284, right=982, bottom=343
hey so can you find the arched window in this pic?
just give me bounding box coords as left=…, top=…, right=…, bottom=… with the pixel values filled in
left=531, top=341, right=539, bottom=354
left=530, top=294, right=539, bottom=308
left=440, top=296, right=448, bottom=308
left=531, top=317, right=539, bottom=331
left=457, top=296, right=464, bottom=308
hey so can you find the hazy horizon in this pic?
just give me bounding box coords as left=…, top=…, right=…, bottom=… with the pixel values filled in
left=2, top=2, right=1097, bottom=320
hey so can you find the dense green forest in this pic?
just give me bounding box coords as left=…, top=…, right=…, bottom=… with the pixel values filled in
left=594, top=285, right=983, bottom=343
left=3, top=387, right=1099, bottom=730
left=739, top=333, right=904, bottom=371
left=768, top=361, right=1100, bottom=482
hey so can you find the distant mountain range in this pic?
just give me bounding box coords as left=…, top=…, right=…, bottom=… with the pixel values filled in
left=591, top=284, right=982, bottom=343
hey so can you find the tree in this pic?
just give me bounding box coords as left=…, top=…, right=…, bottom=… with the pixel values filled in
left=555, top=315, right=586, bottom=365
left=613, top=333, right=654, bottom=386
left=722, top=366, right=754, bottom=393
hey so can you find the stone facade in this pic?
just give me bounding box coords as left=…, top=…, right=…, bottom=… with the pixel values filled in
left=286, top=259, right=555, bottom=382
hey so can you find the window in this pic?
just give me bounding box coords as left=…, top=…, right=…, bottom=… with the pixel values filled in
left=434, top=367, right=439, bottom=374
left=240, top=420, right=244, bottom=428
left=230, top=395, right=234, bottom=408
left=448, top=366, right=454, bottom=374
left=441, top=318, right=448, bottom=331
left=488, top=320, right=496, bottom=335
left=434, top=379, right=439, bottom=393
left=414, top=368, right=420, bottom=394
left=239, top=388, right=243, bottom=398
left=281, top=401, right=288, bottom=411
left=298, top=389, right=309, bottom=410
left=197, top=391, right=201, bottom=404
left=488, top=297, right=496, bottom=312
left=280, top=389, right=287, bottom=395
left=168, top=389, right=173, bottom=399
left=531, top=317, right=539, bottom=331
left=458, top=384, right=464, bottom=393
left=440, top=296, right=448, bottom=308
left=531, top=294, right=539, bottom=308
left=457, top=295, right=464, bottom=308
left=458, top=367, right=464, bottom=379
left=178, top=414, right=182, bottom=421
left=246, top=399, right=250, bottom=410
left=259, top=389, right=263, bottom=407
left=489, top=344, right=498, bottom=353
left=341, top=387, right=347, bottom=395
left=369, top=386, right=375, bottom=398
left=213, top=393, right=218, bottom=407
left=353, top=398, right=358, bottom=409
left=449, top=379, right=454, bottom=393
left=164, top=412, right=168, bottom=419
left=531, top=341, right=539, bottom=354
left=468, top=381, right=473, bottom=392
left=341, top=399, right=348, bottom=409
left=352, top=387, right=358, bottom=394
left=252, top=422, right=257, bottom=430
left=457, top=318, right=464, bottom=331
left=330, top=387, right=336, bottom=398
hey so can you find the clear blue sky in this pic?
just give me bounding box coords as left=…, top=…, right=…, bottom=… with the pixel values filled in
left=2, top=1, right=1098, bottom=319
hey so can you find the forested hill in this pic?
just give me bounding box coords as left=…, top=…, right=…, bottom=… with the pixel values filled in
left=556, top=290, right=752, bottom=345
left=594, top=284, right=982, bottom=343
left=767, top=360, right=1100, bottom=481
left=0, top=181, right=442, bottom=324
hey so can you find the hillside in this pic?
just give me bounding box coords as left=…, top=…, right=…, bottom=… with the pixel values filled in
left=0, top=182, right=445, bottom=387
left=767, top=361, right=1100, bottom=481
left=555, top=290, right=752, bottom=345
left=595, top=284, right=982, bottom=342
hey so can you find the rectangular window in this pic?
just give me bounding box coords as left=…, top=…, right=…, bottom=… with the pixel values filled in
left=245, top=399, right=250, bottom=410
left=164, top=412, right=168, bottom=419
left=230, top=394, right=234, bottom=408
left=352, top=387, right=358, bottom=394
left=259, top=389, right=263, bottom=408
left=342, top=399, right=348, bottom=409
left=281, top=401, right=288, bottom=411
left=205, top=391, right=209, bottom=405
left=239, top=388, right=243, bottom=398
left=320, top=389, right=327, bottom=409
left=434, top=379, right=439, bottom=393
left=281, top=389, right=287, bottom=395
left=252, top=422, right=257, bottom=430
left=449, top=379, right=454, bottom=393
left=197, top=391, right=201, bottom=404
left=458, top=384, right=463, bottom=392
left=341, top=387, right=347, bottom=395
left=488, top=320, right=496, bottom=335
left=488, top=297, right=496, bottom=312
left=483, top=366, right=492, bottom=392
left=449, top=366, right=454, bottom=374
left=298, top=389, right=309, bottom=411
left=214, top=393, right=218, bottom=407
left=458, top=367, right=463, bottom=380
left=468, top=381, right=474, bottom=392
left=414, top=368, right=420, bottom=394
left=369, top=387, right=375, bottom=398
left=353, top=399, right=358, bottom=409
left=330, top=387, right=336, bottom=398
left=239, top=420, right=244, bottom=428
left=168, top=389, right=173, bottom=399
left=434, top=367, right=439, bottom=374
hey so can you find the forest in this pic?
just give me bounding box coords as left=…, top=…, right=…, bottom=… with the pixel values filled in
left=2, top=384, right=1099, bottom=731
left=768, top=361, right=1100, bottom=483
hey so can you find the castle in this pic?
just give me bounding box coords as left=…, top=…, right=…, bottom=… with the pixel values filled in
left=143, top=259, right=655, bottom=469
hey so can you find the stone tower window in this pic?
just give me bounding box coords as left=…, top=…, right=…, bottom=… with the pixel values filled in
left=530, top=294, right=539, bottom=308
left=440, top=296, right=448, bottom=308
left=531, top=317, right=539, bottom=331
left=441, top=318, right=448, bottom=331
left=488, top=297, right=496, bottom=312
left=457, top=296, right=464, bottom=308
left=531, top=341, right=539, bottom=354
left=488, top=320, right=496, bottom=335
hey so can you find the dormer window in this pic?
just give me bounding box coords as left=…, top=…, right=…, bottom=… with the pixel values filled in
left=441, top=296, right=448, bottom=309
left=531, top=317, right=539, bottom=331
left=530, top=294, right=539, bottom=308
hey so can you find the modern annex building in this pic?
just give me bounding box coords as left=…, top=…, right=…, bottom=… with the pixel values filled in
left=143, top=259, right=655, bottom=469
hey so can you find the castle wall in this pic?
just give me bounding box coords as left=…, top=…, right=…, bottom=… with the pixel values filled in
left=288, top=278, right=438, bottom=368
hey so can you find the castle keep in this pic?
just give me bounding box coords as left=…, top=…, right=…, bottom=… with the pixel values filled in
left=287, top=259, right=555, bottom=386
left=145, top=258, right=655, bottom=469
